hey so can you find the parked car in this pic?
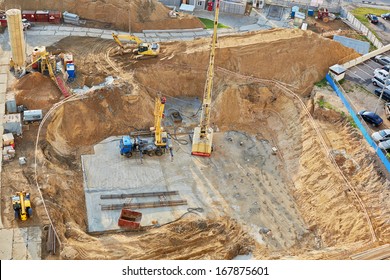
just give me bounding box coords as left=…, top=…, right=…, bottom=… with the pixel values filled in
left=374, top=55, right=390, bottom=65
left=381, top=13, right=390, bottom=20
left=22, top=18, right=31, bottom=30
left=374, top=68, right=389, bottom=79
left=383, top=65, right=390, bottom=72
left=378, top=139, right=390, bottom=151
left=366, top=14, right=379, bottom=24
left=372, top=129, right=390, bottom=142
left=374, top=88, right=390, bottom=102
left=358, top=110, right=383, bottom=127
left=372, top=74, right=390, bottom=88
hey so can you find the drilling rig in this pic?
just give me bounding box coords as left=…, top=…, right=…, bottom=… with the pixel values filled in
left=191, top=0, right=220, bottom=157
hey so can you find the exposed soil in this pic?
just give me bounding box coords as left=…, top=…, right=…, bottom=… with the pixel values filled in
left=1, top=0, right=204, bottom=32
left=3, top=28, right=390, bottom=260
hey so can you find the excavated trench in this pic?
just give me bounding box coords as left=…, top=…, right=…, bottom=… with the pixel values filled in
left=5, top=29, right=390, bottom=259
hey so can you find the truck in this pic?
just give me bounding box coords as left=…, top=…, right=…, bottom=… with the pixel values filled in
left=12, top=191, right=32, bottom=221
left=119, top=134, right=172, bottom=158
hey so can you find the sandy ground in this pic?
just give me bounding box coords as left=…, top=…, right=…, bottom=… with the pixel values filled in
left=2, top=28, right=390, bottom=260
left=1, top=0, right=204, bottom=32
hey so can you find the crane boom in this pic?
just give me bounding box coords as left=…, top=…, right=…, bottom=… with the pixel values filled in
left=191, top=0, right=220, bottom=157
left=154, top=93, right=167, bottom=146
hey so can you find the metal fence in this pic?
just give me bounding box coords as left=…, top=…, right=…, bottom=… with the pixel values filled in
left=326, top=74, right=390, bottom=172
left=340, top=7, right=384, bottom=49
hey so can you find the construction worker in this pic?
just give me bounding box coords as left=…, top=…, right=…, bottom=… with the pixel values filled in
left=9, top=58, right=15, bottom=72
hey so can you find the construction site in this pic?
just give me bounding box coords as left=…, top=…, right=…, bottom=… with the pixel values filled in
left=0, top=0, right=390, bottom=260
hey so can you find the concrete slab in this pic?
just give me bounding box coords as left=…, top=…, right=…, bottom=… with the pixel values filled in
left=176, top=32, right=196, bottom=37
left=12, top=243, right=28, bottom=260
left=72, top=31, right=87, bottom=37
left=0, top=65, right=8, bottom=73
left=132, top=33, right=145, bottom=38
left=73, top=27, right=88, bottom=32
left=87, top=32, right=102, bottom=38
left=55, top=31, right=71, bottom=36
left=155, top=32, right=170, bottom=37
left=0, top=84, right=6, bottom=94
left=25, top=31, right=41, bottom=36
left=39, top=31, right=56, bottom=36
left=82, top=137, right=182, bottom=233
left=30, top=26, right=45, bottom=31
left=0, top=74, right=7, bottom=84
left=144, top=33, right=157, bottom=37
left=194, top=31, right=209, bottom=36
left=103, top=30, right=117, bottom=35
left=0, top=229, right=13, bottom=259
left=88, top=28, right=103, bottom=34
left=44, top=25, right=60, bottom=31
left=100, top=34, right=113, bottom=40
left=58, top=26, right=75, bottom=32
left=239, top=24, right=262, bottom=32
left=13, top=227, right=28, bottom=243
left=28, top=226, right=42, bottom=242
left=26, top=242, right=41, bottom=260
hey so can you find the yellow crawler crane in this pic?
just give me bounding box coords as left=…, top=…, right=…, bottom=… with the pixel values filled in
left=12, top=191, right=32, bottom=221
left=153, top=93, right=168, bottom=147
left=112, top=33, right=160, bottom=58
left=191, top=0, right=220, bottom=157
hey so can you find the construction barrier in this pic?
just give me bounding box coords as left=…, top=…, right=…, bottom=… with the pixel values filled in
left=326, top=73, right=390, bottom=172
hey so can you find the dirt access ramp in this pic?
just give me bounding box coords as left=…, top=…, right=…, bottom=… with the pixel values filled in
left=1, top=0, right=204, bottom=31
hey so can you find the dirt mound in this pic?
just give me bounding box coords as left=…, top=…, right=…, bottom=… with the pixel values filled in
left=46, top=82, right=154, bottom=155
left=14, top=72, right=61, bottom=111
left=61, top=217, right=255, bottom=260
left=133, top=29, right=361, bottom=97
left=3, top=0, right=204, bottom=32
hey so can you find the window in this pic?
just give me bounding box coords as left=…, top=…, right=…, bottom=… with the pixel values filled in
left=197, top=1, right=203, bottom=5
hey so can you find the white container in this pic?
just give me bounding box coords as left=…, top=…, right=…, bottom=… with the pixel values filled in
left=2, top=133, right=14, bottom=146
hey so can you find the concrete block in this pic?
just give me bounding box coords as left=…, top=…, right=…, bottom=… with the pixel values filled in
left=73, top=27, right=88, bottom=31
left=155, top=32, right=170, bottom=37
left=72, top=31, right=87, bottom=37
left=0, top=229, right=13, bottom=260
left=88, top=28, right=103, bottom=34
left=87, top=32, right=102, bottom=37
left=100, top=34, right=114, bottom=40
left=103, top=30, right=117, bottom=35
left=58, top=26, right=75, bottom=32
left=39, top=31, right=56, bottom=36
left=194, top=31, right=209, bottom=36
left=55, top=31, right=71, bottom=36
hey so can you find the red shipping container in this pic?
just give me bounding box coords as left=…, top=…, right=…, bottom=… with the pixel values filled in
left=35, top=10, right=49, bottom=22
left=49, top=11, right=61, bottom=24
left=22, top=10, right=36, bottom=22
left=0, top=18, right=7, bottom=27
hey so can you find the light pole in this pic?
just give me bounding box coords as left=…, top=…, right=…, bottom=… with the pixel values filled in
left=374, top=76, right=390, bottom=114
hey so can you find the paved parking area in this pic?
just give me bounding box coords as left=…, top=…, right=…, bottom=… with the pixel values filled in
left=345, top=52, right=390, bottom=95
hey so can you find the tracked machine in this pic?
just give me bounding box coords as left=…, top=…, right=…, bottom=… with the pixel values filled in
left=112, top=33, right=160, bottom=58
left=12, top=191, right=32, bottom=221
left=191, top=0, right=220, bottom=157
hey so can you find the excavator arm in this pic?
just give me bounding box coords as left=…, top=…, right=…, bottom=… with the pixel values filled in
left=112, top=33, right=142, bottom=49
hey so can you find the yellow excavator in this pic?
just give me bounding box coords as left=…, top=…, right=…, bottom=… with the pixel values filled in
left=12, top=191, right=32, bottom=221
left=191, top=0, right=220, bottom=157
left=111, top=33, right=160, bottom=58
